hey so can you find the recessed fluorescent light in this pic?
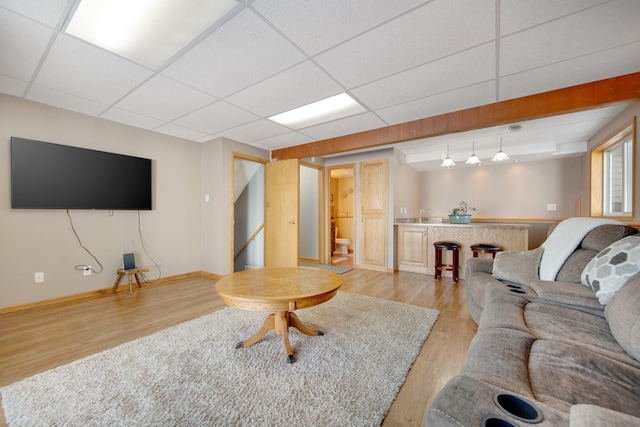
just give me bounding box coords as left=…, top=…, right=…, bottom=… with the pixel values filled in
left=65, top=0, right=238, bottom=69
left=269, top=93, right=366, bottom=130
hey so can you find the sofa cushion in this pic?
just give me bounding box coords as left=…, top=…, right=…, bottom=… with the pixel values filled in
left=492, top=247, right=544, bottom=286
left=581, top=235, right=640, bottom=304
left=555, top=224, right=638, bottom=283
left=524, top=302, right=639, bottom=368
left=570, top=404, right=640, bottom=427
left=528, top=280, right=602, bottom=312
left=529, top=340, right=640, bottom=418
left=606, top=273, right=640, bottom=362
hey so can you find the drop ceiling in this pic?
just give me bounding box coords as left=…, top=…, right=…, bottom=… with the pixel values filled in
left=1, top=0, right=639, bottom=170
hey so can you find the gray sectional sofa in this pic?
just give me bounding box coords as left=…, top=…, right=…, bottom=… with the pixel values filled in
left=427, top=221, right=640, bottom=426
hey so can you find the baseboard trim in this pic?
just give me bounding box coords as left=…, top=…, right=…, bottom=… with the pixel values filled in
left=0, top=271, right=221, bottom=315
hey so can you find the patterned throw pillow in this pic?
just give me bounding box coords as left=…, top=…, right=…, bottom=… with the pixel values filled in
left=581, top=236, right=640, bottom=305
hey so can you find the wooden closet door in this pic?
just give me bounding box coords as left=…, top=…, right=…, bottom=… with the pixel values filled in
left=264, top=159, right=299, bottom=267
left=359, top=159, right=388, bottom=271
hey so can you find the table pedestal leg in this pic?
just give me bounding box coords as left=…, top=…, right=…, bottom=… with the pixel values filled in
left=236, top=311, right=324, bottom=363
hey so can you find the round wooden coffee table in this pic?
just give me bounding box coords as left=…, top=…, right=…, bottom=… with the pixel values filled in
left=215, top=267, right=342, bottom=363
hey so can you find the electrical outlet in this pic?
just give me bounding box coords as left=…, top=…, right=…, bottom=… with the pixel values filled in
left=84, top=266, right=91, bottom=276
left=547, top=203, right=557, bottom=211
left=34, top=272, right=44, bottom=283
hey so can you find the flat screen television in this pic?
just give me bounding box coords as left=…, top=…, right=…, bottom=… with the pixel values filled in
left=11, top=137, right=152, bottom=210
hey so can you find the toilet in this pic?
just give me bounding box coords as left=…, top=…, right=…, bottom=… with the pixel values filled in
left=335, top=238, right=350, bottom=255
left=334, top=227, right=351, bottom=255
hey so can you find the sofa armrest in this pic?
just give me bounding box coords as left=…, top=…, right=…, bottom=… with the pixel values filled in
left=571, top=404, right=640, bottom=427
left=466, top=257, right=494, bottom=274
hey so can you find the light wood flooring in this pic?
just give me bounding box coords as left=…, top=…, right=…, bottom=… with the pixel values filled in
left=0, top=266, right=477, bottom=426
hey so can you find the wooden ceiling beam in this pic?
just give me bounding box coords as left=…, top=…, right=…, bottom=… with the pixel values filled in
left=271, top=71, right=640, bottom=161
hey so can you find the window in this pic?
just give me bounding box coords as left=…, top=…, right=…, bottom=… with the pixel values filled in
left=590, top=118, right=635, bottom=218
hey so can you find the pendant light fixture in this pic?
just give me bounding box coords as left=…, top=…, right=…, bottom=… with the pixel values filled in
left=492, top=137, right=510, bottom=162
left=440, top=145, right=455, bottom=168
left=465, top=141, right=481, bottom=165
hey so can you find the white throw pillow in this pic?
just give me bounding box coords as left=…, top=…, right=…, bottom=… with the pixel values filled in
left=581, top=235, right=640, bottom=305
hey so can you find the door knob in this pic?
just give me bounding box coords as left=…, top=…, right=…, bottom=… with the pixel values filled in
left=288, top=219, right=296, bottom=224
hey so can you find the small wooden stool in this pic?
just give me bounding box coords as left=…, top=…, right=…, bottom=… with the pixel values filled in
left=434, top=241, right=459, bottom=282
left=471, top=244, right=502, bottom=259
left=113, top=268, right=149, bottom=294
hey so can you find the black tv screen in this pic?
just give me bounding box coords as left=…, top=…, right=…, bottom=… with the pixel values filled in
left=11, top=137, right=152, bottom=210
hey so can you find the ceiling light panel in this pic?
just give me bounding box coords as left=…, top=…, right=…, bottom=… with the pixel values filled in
left=65, top=0, right=239, bottom=69
left=269, top=93, right=367, bottom=130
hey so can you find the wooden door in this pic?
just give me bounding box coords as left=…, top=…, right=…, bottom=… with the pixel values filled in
left=359, top=159, right=388, bottom=271
left=264, top=159, right=299, bottom=267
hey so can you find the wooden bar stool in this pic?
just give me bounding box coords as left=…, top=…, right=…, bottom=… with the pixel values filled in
left=113, top=267, right=149, bottom=294
left=471, top=244, right=502, bottom=259
left=434, top=241, right=459, bottom=282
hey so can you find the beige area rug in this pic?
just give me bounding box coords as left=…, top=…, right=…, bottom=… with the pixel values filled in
left=1, top=292, right=439, bottom=426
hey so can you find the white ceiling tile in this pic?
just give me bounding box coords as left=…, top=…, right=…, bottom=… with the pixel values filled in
left=100, top=107, right=165, bottom=131
left=299, top=112, right=386, bottom=141
left=0, top=8, right=53, bottom=80
left=353, top=43, right=496, bottom=110
left=226, top=61, right=343, bottom=117
left=315, top=0, right=496, bottom=88
left=253, top=0, right=429, bottom=55
left=26, top=84, right=108, bottom=116
left=34, top=35, right=153, bottom=104
left=162, top=9, right=306, bottom=98
left=115, top=75, right=216, bottom=122
left=222, top=119, right=291, bottom=143
left=0, top=0, right=68, bottom=28
left=173, top=101, right=259, bottom=134
left=499, top=41, right=640, bottom=101
left=0, top=74, right=27, bottom=96
left=500, top=0, right=609, bottom=36
left=252, top=131, right=314, bottom=152
left=376, top=81, right=496, bottom=125
left=500, top=1, right=640, bottom=76
left=153, top=123, right=207, bottom=141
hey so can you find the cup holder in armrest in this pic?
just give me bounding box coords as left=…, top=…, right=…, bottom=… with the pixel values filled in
left=506, top=284, right=522, bottom=289
left=509, top=289, right=526, bottom=294
left=482, top=416, right=516, bottom=427
left=493, top=393, right=542, bottom=423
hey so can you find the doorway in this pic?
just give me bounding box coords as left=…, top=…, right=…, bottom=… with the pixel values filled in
left=232, top=154, right=266, bottom=272
left=329, top=165, right=355, bottom=268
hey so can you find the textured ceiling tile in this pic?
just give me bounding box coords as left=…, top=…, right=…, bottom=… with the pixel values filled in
left=0, top=74, right=27, bottom=96
left=0, top=9, right=53, bottom=80
left=162, top=9, right=305, bottom=98
left=353, top=43, right=495, bottom=110
left=315, top=0, right=495, bottom=88
left=34, top=35, right=153, bottom=104
left=26, top=84, right=108, bottom=116
left=100, top=107, right=165, bottom=131
left=499, top=41, right=640, bottom=101
left=173, top=101, right=259, bottom=134
left=226, top=61, right=343, bottom=117
left=0, top=0, right=68, bottom=28
left=252, top=131, right=314, bottom=152
left=115, top=75, right=216, bottom=122
left=500, top=1, right=640, bottom=76
left=299, top=112, right=386, bottom=141
left=153, top=122, right=208, bottom=141
left=253, top=0, right=428, bottom=55
left=375, top=81, right=496, bottom=126
left=221, top=118, right=290, bottom=143
left=500, top=0, right=609, bottom=36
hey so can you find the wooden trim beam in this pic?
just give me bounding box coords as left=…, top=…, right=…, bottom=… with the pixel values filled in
left=272, top=72, right=640, bottom=161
